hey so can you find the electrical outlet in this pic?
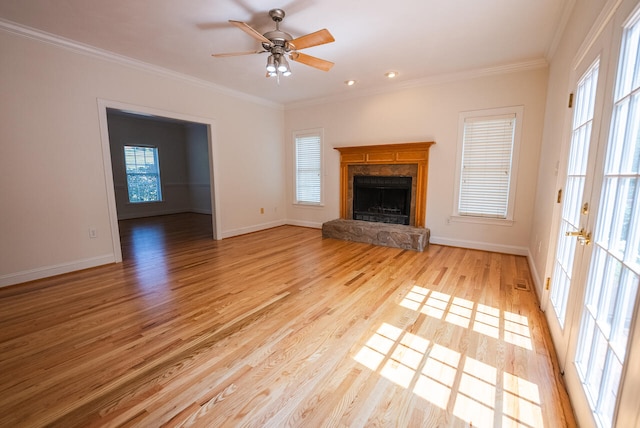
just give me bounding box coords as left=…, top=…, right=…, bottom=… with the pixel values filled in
left=89, top=228, right=97, bottom=239
left=260, top=208, right=264, bottom=214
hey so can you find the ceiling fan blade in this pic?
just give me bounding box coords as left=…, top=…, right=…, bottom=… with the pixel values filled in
left=212, top=50, right=264, bottom=58
left=290, top=52, right=334, bottom=72
left=229, top=20, right=272, bottom=45
left=289, top=29, right=334, bottom=50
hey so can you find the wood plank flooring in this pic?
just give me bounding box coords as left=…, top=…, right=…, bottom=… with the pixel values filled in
left=0, top=213, right=576, bottom=427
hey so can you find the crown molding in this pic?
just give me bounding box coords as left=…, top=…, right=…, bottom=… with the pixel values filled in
left=573, top=0, right=623, bottom=68
left=0, top=18, right=283, bottom=110
left=0, top=17, right=550, bottom=112
left=285, top=58, right=549, bottom=110
left=546, top=0, right=576, bottom=60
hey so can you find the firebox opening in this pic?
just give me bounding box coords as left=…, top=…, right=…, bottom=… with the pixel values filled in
left=353, top=175, right=412, bottom=225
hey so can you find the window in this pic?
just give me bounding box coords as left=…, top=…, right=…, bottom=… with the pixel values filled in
left=124, top=145, right=162, bottom=203
left=454, top=107, right=523, bottom=221
left=294, top=129, right=323, bottom=205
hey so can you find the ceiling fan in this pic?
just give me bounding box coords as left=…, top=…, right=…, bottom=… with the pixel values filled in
left=212, top=8, right=335, bottom=78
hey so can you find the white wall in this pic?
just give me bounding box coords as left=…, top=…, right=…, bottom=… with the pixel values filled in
left=0, top=28, right=286, bottom=286
left=284, top=68, right=549, bottom=254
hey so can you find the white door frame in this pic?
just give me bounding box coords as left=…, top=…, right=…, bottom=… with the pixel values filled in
left=96, top=99, right=222, bottom=262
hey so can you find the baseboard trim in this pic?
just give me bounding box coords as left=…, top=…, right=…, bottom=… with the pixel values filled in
left=429, top=236, right=529, bottom=256
left=190, top=208, right=212, bottom=215
left=0, top=228, right=535, bottom=287
left=285, top=219, right=322, bottom=229
left=117, top=208, right=192, bottom=220
left=526, top=249, right=545, bottom=299
left=221, top=220, right=287, bottom=239
left=0, top=254, right=115, bottom=288
left=117, top=209, right=212, bottom=220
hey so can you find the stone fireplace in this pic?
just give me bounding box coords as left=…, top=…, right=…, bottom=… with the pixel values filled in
left=322, top=142, right=434, bottom=251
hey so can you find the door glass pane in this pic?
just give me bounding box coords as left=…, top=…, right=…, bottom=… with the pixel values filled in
left=551, top=60, right=600, bottom=326
left=575, top=13, right=640, bottom=428
left=600, top=356, right=623, bottom=424
left=584, top=328, right=608, bottom=402
left=576, top=312, right=596, bottom=372
left=610, top=270, right=639, bottom=358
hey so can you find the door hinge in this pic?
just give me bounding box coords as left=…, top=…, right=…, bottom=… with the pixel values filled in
left=546, top=277, right=551, bottom=291
left=557, top=189, right=562, bottom=203
left=568, top=93, right=574, bottom=108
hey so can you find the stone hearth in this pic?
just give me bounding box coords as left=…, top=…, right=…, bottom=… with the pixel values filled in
left=322, top=219, right=430, bottom=252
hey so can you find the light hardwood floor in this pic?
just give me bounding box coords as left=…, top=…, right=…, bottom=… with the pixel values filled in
left=0, top=213, right=576, bottom=427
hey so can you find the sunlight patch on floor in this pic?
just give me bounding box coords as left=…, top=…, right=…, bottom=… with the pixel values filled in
left=414, top=344, right=460, bottom=409
left=354, top=285, right=543, bottom=427
left=400, top=285, right=533, bottom=350
left=503, top=372, right=543, bottom=427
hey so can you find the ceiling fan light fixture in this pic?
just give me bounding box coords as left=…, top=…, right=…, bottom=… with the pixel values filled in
left=282, top=70, right=292, bottom=77
left=266, top=55, right=277, bottom=73
left=277, top=55, right=290, bottom=73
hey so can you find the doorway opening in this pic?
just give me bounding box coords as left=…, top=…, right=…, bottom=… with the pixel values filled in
left=98, top=100, right=220, bottom=263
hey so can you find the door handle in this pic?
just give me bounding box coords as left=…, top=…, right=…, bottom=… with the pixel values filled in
left=565, top=228, right=591, bottom=245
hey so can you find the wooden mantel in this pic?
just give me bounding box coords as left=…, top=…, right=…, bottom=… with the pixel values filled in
left=335, top=142, right=435, bottom=228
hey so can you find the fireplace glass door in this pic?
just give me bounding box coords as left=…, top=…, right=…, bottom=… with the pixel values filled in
left=353, top=176, right=412, bottom=225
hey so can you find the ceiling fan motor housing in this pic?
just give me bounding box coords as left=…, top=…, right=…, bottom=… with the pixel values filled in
left=263, top=9, right=293, bottom=52
left=262, top=30, right=293, bottom=51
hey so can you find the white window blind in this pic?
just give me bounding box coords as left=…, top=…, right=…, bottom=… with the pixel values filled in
left=295, top=131, right=322, bottom=204
left=458, top=114, right=516, bottom=218
left=124, top=145, right=162, bottom=203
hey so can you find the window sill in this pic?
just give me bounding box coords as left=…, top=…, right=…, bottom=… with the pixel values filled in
left=449, top=215, right=514, bottom=227
left=293, top=202, right=324, bottom=208
left=127, top=200, right=164, bottom=205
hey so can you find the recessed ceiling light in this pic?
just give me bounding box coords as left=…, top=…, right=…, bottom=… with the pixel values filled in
left=385, top=71, right=398, bottom=79
left=345, top=80, right=356, bottom=86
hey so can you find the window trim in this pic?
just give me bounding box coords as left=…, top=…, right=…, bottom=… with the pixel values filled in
left=293, top=128, right=324, bottom=207
left=124, top=144, right=163, bottom=204
left=451, top=106, right=524, bottom=225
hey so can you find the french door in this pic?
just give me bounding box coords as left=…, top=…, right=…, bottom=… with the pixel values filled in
left=545, top=1, right=640, bottom=427
left=547, top=48, right=606, bottom=370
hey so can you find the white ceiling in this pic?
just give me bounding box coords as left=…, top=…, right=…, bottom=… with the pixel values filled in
left=0, top=0, right=570, bottom=106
